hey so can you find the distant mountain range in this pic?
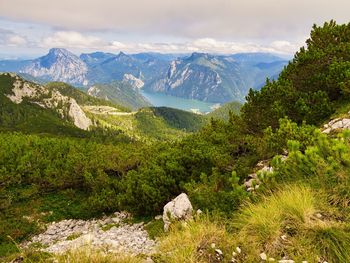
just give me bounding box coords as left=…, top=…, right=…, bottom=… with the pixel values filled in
left=0, top=48, right=289, bottom=104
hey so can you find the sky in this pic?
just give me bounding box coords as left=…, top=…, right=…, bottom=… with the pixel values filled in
left=0, top=0, right=349, bottom=59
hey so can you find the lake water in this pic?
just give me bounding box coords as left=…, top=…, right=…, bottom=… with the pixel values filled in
left=140, top=90, right=220, bottom=114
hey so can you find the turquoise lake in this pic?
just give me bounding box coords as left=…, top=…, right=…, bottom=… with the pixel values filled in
left=140, top=90, right=220, bottom=114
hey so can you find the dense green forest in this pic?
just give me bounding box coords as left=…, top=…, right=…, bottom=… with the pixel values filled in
left=1, top=21, right=350, bottom=262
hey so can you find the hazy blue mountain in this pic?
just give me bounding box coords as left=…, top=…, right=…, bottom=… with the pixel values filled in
left=17, top=73, right=47, bottom=85
left=144, top=53, right=246, bottom=103
left=145, top=52, right=288, bottom=103
left=0, top=49, right=288, bottom=104
left=80, top=52, right=116, bottom=66
left=21, top=48, right=89, bottom=86
left=87, top=51, right=143, bottom=82
left=131, top=52, right=185, bottom=62
left=0, top=59, right=32, bottom=72
left=230, top=52, right=287, bottom=64
left=85, top=51, right=170, bottom=86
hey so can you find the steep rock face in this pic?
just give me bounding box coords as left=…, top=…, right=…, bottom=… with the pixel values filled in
left=4, top=73, right=91, bottom=130
left=21, top=48, right=88, bottom=86
left=122, top=74, right=144, bottom=89
left=68, top=98, right=92, bottom=130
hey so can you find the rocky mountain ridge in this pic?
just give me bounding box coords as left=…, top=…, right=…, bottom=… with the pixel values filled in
left=2, top=72, right=91, bottom=130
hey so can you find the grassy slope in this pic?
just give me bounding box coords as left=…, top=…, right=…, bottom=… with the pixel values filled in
left=90, top=82, right=151, bottom=110
left=88, top=107, right=204, bottom=141
left=206, top=101, right=242, bottom=121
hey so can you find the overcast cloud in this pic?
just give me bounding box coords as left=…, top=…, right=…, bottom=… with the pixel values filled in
left=0, top=0, right=349, bottom=56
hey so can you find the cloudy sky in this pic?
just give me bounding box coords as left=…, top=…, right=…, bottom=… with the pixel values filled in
left=0, top=0, right=349, bottom=58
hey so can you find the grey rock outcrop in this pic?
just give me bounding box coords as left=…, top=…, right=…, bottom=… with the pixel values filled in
left=4, top=73, right=91, bottom=130
left=322, top=117, right=350, bottom=134
left=163, top=193, right=193, bottom=231
left=23, top=212, right=156, bottom=256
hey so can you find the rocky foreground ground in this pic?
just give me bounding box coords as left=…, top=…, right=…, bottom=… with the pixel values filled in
left=22, top=212, right=157, bottom=256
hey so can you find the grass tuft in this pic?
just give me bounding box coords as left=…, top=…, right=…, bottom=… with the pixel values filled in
left=155, top=216, right=233, bottom=263
left=232, top=185, right=350, bottom=262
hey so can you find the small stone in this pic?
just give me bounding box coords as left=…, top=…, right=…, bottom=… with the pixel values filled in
left=236, top=247, right=241, bottom=253
left=196, top=209, right=203, bottom=215
left=112, top=217, right=120, bottom=223
left=315, top=213, right=322, bottom=219
left=260, top=252, right=267, bottom=261
left=269, top=258, right=276, bottom=262
left=10, top=256, right=24, bottom=263
left=154, top=215, right=162, bottom=220
left=278, top=260, right=295, bottom=263
left=211, top=243, right=216, bottom=248
left=281, top=235, right=287, bottom=241
left=232, top=251, right=237, bottom=257
left=215, top=249, right=223, bottom=255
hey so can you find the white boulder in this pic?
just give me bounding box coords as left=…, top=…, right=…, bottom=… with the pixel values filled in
left=163, top=193, right=193, bottom=231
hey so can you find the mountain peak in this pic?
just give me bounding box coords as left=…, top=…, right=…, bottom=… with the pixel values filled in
left=188, top=52, right=210, bottom=60
left=48, top=48, right=73, bottom=57
left=118, top=51, right=128, bottom=57
left=21, top=48, right=88, bottom=85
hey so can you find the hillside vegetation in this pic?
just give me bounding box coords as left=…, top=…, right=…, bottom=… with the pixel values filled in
left=0, top=74, right=203, bottom=141
left=87, top=81, right=151, bottom=110
left=206, top=101, right=242, bottom=121
left=2, top=21, right=350, bottom=263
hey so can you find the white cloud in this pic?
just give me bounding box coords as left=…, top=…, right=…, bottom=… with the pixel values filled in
left=0, top=29, right=305, bottom=55
left=7, top=35, right=27, bottom=46
left=0, top=0, right=349, bottom=41
left=41, top=31, right=105, bottom=49
left=0, top=28, right=27, bottom=47
left=270, top=41, right=300, bottom=54
left=103, top=38, right=302, bottom=55
left=110, top=41, right=127, bottom=49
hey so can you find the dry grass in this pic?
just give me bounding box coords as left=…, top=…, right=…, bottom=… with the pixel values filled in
left=54, top=248, right=144, bottom=263
left=231, top=184, right=350, bottom=262
left=5, top=248, right=145, bottom=263
left=156, top=216, right=234, bottom=263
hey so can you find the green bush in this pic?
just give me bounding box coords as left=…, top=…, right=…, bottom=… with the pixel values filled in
left=185, top=170, right=247, bottom=214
